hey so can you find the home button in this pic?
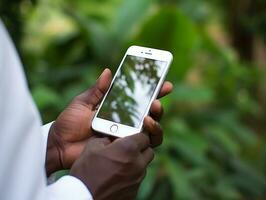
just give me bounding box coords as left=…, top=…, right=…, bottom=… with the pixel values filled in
left=110, top=124, right=118, bottom=133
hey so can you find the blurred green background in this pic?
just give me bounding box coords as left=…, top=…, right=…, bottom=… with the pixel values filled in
left=1, top=0, right=266, bottom=199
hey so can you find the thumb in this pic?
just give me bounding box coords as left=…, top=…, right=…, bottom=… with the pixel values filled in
left=75, top=68, right=112, bottom=109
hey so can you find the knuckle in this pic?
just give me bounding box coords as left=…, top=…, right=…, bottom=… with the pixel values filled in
left=153, top=121, right=161, bottom=132
left=119, top=138, right=138, bottom=155
left=144, top=148, right=155, bottom=165
left=88, top=87, right=104, bottom=107
left=143, top=134, right=150, bottom=147
left=91, top=86, right=103, bottom=100
left=120, top=157, right=133, bottom=165
left=146, top=121, right=155, bottom=133
left=149, top=134, right=162, bottom=148
left=72, top=94, right=83, bottom=103
left=101, top=137, right=111, bottom=144
left=74, top=86, right=94, bottom=100
left=150, top=118, right=157, bottom=128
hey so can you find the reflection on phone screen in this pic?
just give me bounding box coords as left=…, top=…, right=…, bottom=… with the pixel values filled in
left=97, top=55, right=166, bottom=128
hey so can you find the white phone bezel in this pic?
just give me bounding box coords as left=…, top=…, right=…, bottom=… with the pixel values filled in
left=92, top=45, right=173, bottom=137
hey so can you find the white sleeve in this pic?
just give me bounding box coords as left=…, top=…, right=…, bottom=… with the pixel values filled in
left=47, top=176, right=93, bottom=200
left=0, top=20, right=93, bottom=200
left=41, top=123, right=94, bottom=200
left=41, top=122, right=54, bottom=161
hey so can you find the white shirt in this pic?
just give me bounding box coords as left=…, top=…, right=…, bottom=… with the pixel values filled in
left=0, top=20, right=93, bottom=200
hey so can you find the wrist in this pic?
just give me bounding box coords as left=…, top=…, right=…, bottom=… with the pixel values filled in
left=45, top=123, right=63, bottom=176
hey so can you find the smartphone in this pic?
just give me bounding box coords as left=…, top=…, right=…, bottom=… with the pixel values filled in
left=92, top=46, right=173, bottom=137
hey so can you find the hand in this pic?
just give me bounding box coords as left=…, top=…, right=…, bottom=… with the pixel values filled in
left=70, top=133, right=154, bottom=200
left=45, top=68, right=112, bottom=176
left=45, top=68, right=173, bottom=175
left=142, top=79, right=173, bottom=148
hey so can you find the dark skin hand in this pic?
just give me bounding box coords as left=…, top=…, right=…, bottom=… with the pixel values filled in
left=45, top=68, right=173, bottom=176
left=70, top=132, right=154, bottom=200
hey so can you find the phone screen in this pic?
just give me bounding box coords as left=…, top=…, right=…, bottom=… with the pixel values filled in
left=97, top=55, right=167, bottom=128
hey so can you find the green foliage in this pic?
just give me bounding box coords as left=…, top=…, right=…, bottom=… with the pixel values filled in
left=2, top=0, right=266, bottom=199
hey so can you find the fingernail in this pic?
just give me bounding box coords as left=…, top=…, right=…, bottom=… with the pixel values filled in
left=101, top=68, right=108, bottom=76
left=153, top=99, right=160, bottom=105
left=146, top=116, right=153, bottom=124
left=97, top=68, right=108, bottom=80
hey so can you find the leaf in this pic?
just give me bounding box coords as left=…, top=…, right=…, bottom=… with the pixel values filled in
left=137, top=164, right=158, bottom=200
left=172, top=84, right=214, bottom=104
left=32, top=85, right=60, bottom=109
left=206, top=125, right=240, bottom=156
left=135, top=7, right=200, bottom=80
left=163, top=157, right=197, bottom=200
left=167, top=131, right=209, bottom=165
left=65, top=9, right=111, bottom=60
left=111, top=0, right=153, bottom=43
left=230, top=159, right=266, bottom=197
left=216, top=113, right=257, bottom=147
left=214, top=179, right=241, bottom=200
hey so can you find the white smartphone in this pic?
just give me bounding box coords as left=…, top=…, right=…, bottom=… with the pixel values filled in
left=92, top=46, right=173, bottom=137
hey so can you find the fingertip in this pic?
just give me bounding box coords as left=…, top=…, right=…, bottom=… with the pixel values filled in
left=151, top=99, right=161, bottom=108
left=158, top=81, right=173, bottom=98
left=164, top=81, right=173, bottom=93
left=103, top=68, right=112, bottom=76
left=150, top=100, right=163, bottom=120
left=144, top=115, right=151, bottom=122
left=143, top=116, right=154, bottom=128
left=143, top=116, right=149, bottom=126
left=99, top=68, right=112, bottom=80
left=97, top=68, right=113, bottom=92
